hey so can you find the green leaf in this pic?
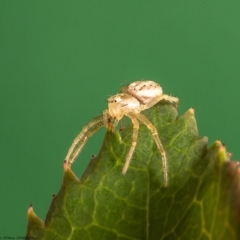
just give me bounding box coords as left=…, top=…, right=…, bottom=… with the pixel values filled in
left=26, top=102, right=240, bottom=240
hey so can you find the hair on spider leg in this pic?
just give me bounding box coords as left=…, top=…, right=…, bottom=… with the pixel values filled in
left=166, top=91, right=178, bottom=97
left=164, top=91, right=180, bottom=109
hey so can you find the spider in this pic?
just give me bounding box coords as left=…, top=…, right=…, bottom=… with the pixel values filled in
left=65, top=80, right=179, bottom=187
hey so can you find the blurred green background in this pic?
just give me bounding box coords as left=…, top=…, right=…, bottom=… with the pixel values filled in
left=1, top=1, right=239, bottom=237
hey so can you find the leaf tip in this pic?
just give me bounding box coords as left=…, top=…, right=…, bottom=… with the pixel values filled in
left=179, top=107, right=196, bottom=121
left=210, top=140, right=232, bottom=169
left=188, top=107, right=195, bottom=115
left=63, top=160, right=79, bottom=184
left=26, top=204, right=44, bottom=237
left=27, top=204, right=43, bottom=222
left=213, top=140, right=222, bottom=147
left=219, top=144, right=228, bottom=160
left=63, top=160, right=69, bottom=172
left=27, top=204, right=34, bottom=216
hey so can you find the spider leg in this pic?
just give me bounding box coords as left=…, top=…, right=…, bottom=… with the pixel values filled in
left=162, top=94, right=179, bottom=107
left=120, top=117, right=125, bottom=131
left=111, top=119, right=119, bottom=132
left=65, top=115, right=105, bottom=166
left=136, top=113, right=168, bottom=187
left=143, top=94, right=179, bottom=110
left=122, top=113, right=139, bottom=174
left=103, top=109, right=119, bottom=132
left=103, top=109, right=110, bottom=128
left=142, top=95, right=164, bottom=109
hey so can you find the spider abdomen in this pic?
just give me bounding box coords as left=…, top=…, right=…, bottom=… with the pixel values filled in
left=124, top=80, right=163, bottom=104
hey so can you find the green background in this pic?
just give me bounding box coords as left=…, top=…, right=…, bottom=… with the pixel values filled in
left=1, top=1, right=239, bottom=237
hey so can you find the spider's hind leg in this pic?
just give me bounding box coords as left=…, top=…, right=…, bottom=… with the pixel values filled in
left=162, top=94, right=179, bottom=108
left=143, top=94, right=179, bottom=110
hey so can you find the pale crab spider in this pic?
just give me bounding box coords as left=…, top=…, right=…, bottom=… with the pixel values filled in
left=65, top=80, right=179, bottom=187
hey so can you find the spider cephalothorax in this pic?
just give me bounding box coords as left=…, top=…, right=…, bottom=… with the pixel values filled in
left=65, top=80, right=179, bottom=187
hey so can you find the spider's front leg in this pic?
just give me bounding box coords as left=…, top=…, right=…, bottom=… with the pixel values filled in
left=103, top=109, right=119, bottom=132
left=65, top=115, right=105, bottom=166
left=122, top=113, right=139, bottom=174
